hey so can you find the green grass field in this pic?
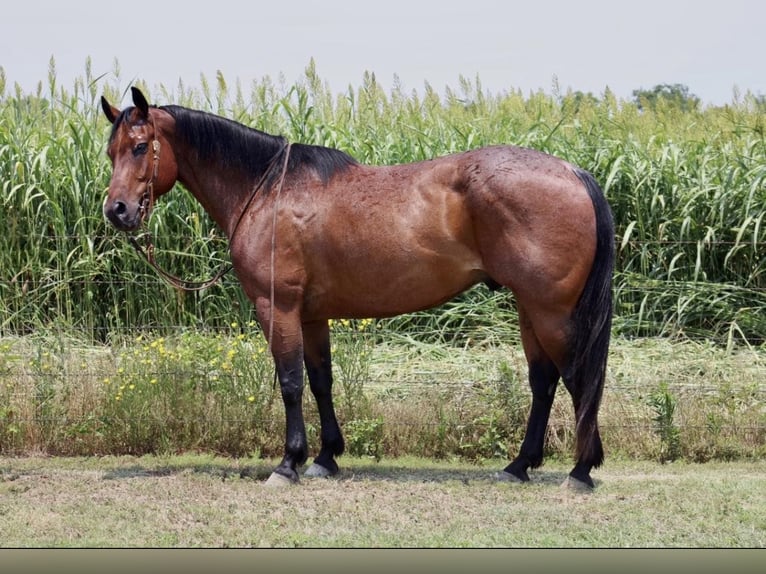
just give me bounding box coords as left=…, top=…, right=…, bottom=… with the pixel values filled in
left=0, top=62, right=764, bottom=469
left=1, top=333, right=764, bottom=464
left=1, top=453, right=764, bottom=547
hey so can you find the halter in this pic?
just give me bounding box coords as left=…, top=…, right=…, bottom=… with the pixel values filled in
left=128, top=112, right=292, bottom=292
left=138, top=137, right=161, bottom=222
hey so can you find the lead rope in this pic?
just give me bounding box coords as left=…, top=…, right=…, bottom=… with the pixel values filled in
left=128, top=131, right=232, bottom=291
left=128, top=133, right=291, bottom=293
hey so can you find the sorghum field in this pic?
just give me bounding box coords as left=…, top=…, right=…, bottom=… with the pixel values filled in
left=0, top=59, right=765, bottom=465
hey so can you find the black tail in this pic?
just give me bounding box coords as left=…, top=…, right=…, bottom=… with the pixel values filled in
left=568, top=168, right=615, bottom=468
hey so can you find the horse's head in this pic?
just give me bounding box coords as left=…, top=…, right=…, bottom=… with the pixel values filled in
left=101, top=87, right=178, bottom=231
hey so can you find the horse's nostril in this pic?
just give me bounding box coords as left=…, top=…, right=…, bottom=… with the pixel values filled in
left=113, top=200, right=127, bottom=216
left=104, top=199, right=135, bottom=230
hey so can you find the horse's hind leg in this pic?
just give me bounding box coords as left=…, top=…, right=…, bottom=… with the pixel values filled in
left=302, top=320, right=345, bottom=477
left=502, top=308, right=561, bottom=482
left=502, top=304, right=604, bottom=489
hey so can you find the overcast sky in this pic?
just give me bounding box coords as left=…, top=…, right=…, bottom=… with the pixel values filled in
left=1, top=0, right=763, bottom=106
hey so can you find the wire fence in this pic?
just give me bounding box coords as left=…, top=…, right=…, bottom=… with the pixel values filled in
left=2, top=276, right=765, bottom=344
left=2, top=234, right=765, bottom=459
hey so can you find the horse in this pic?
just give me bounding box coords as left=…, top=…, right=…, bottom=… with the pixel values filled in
left=100, top=87, right=614, bottom=489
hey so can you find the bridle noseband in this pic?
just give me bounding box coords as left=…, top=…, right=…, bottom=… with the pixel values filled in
left=127, top=113, right=292, bottom=292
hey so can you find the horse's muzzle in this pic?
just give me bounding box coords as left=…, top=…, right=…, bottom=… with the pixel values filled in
left=104, top=199, right=142, bottom=231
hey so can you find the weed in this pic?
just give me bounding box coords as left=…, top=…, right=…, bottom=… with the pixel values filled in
left=649, top=383, right=682, bottom=462
left=344, top=417, right=384, bottom=461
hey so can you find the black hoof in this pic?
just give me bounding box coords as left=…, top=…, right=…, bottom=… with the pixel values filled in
left=568, top=468, right=595, bottom=489
left=502, top=461, right=530, bottom=482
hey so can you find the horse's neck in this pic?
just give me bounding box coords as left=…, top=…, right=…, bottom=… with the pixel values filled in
left=176, top=157, right=255, bottom=238
left=168, top=115, right=285, bottom=238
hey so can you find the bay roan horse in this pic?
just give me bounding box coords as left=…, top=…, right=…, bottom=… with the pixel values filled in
left=101, top=87, right=614, bottom=489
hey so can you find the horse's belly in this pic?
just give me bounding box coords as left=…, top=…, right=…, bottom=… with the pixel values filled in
left=300, top=166, right=485, bottom=319
left=304, top=248, right=486, bottom=320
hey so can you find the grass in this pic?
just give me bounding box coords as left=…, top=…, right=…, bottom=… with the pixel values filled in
left=1, top=333, right=764, bottom=463
left=1, top=453, right=764, bottom=547
left=1, top=62, right=765, bottom=551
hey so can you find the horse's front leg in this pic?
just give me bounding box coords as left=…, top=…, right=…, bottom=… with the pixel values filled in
left=267, top=346, right=307, bottom=485
left=302, top=319, right=344, bottom=478
left=260, top=306, right=308, bottom=486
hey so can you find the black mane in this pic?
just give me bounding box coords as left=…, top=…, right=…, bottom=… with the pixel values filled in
left=161, top=105, right=358, bottom=185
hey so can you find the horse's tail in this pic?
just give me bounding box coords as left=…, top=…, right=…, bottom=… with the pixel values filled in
left=567, top=167, right=615, bottom=468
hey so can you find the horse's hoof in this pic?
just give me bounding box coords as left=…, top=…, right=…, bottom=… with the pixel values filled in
left=561, top=475, right=594, bottom=492
left=304, top=463, right=334, bottom=478
left=495, top=471, right=526, bottom=483
left=264, top=471, right=297, bottom=488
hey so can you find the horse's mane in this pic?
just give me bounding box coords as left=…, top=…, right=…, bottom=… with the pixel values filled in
left=161, top=105, right=358, bottom=184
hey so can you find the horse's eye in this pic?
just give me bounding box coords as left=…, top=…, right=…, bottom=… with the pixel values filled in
left=132, top=142, right=149, bottom=157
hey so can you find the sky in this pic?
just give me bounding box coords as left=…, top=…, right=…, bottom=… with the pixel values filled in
left=1, top=0, right=763, bottom=107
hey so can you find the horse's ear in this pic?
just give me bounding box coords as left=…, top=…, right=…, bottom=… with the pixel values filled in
left=101, top=96, right=120, bottom=124
left=131, top=86, right=150, bottom=118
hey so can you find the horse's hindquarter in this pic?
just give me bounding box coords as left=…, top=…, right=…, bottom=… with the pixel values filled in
left=463, top=146, right=598, bottom=312
left=295, top=160, right=487, bottom=319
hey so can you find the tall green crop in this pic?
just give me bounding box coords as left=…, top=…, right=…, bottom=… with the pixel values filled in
left=1, top=59, right=764, bottom=346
